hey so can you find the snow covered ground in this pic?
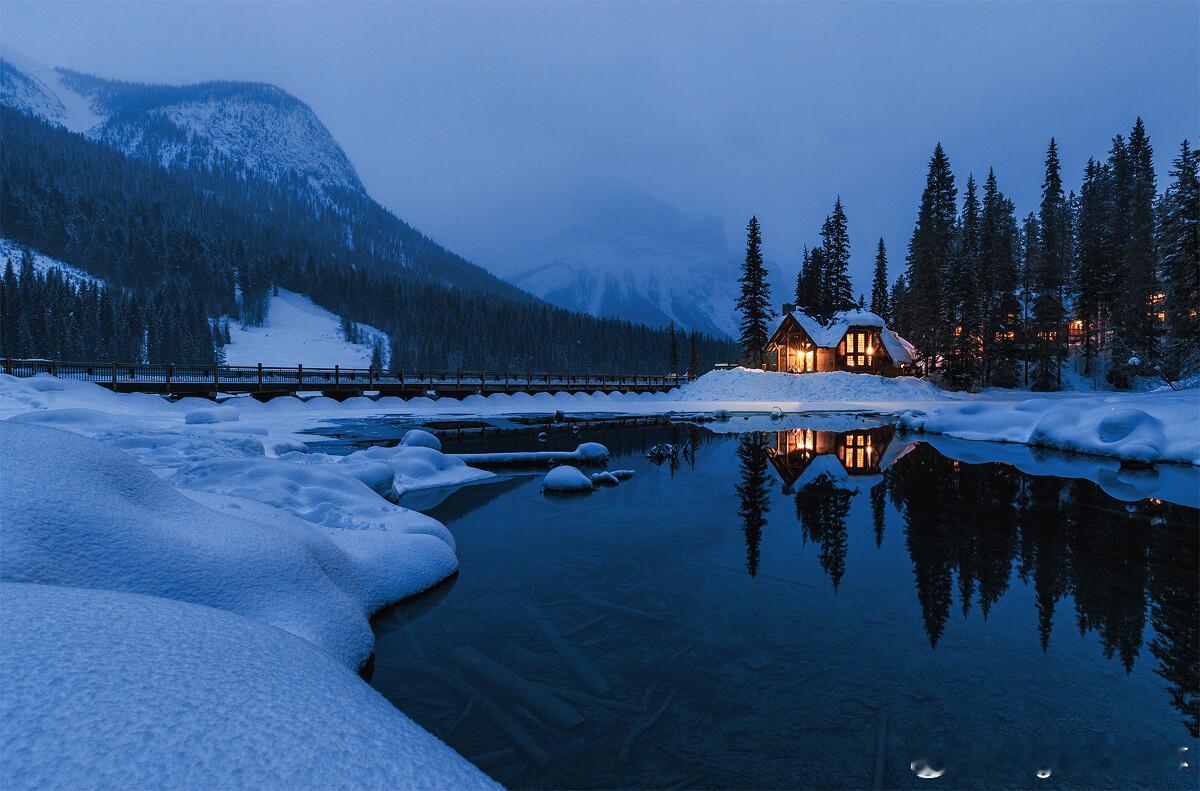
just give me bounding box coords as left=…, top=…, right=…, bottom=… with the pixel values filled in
left=224, top=289, right=389, bottom=368
left=0, top=375, right=497, bottom=788
left=2, top=582, right=493, bottom=789
left=1, top=365, right=1195, bottom=785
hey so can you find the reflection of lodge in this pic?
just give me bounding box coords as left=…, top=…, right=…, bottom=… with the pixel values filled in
left=765, top=425, right=897, bottom=492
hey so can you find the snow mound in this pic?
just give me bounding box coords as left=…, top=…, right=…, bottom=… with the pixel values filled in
left=348, top=444, right=493, bottom=496
left=675, top=369, right=948, bottom=404
left=1031, top=406, right=1168, bottom=464
left=0, top=582, right=495, bottom=790
left=184, top=405, right=239, bottom=424
left=401, top=428, right=442, bottom=451
left=591, top=470, right=620, bottom=486
left=543, top=465, right=594, bottom=493
left=0, top=422, right=455, bottom=668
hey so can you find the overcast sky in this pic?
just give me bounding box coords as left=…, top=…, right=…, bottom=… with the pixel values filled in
left=3, top=1, right=1197, bottom=294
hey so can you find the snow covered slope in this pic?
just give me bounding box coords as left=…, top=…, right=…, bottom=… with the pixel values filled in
left=1, top=50, right=362, bottom=197
left=224, top=289, right=388, bottom=368
left=0, top=238, right=102, bottom=288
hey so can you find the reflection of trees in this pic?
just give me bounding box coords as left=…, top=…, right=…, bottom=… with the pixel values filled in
left=881, top=442, right=1198, bottom=737
left=795, top=475, right=851, bottom=590
left=736, top=433, right=772, bottom=577
left=870, top=483, right=887, bottom=548
left=1150, top=519, right=1199, bottom=738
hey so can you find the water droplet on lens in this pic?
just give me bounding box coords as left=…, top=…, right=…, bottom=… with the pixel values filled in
left=1036, top=768, right=1052, bottom=779
left=910, top=759, right=944, bottom=779
left=537, top=432, right=547, bottom=442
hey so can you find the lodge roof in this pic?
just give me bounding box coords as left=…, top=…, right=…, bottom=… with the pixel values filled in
left=770, top=309, right=916, bottom=364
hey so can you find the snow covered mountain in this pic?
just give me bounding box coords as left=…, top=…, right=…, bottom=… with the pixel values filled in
left=1, top=50, right=362, bottom=198
left=498, top=189, right=747, bottom=339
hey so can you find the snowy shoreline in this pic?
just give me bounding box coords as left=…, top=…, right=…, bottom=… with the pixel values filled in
left=1, top=368, right=1196, bottom=787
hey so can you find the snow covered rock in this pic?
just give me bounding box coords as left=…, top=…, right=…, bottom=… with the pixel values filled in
left=184, top=405, right=239, bottom=424
left=590, top=471, right=620, bottom=486
left=574, top=441, right=609, bottom=461
left=0, top=582, right=495, bottom=790
left=401, top=428, right=442, bottom=451
left=543, top=465, right=594, bottom=493
left=452, top=442, right=610, bottom=467
left=348, top=443, right=493, bottom=496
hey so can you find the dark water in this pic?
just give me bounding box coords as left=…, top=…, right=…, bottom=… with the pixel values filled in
left=361, top=420, right=1199, bottom=789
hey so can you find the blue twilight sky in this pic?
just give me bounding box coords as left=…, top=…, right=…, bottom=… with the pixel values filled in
left=2, top=1, right=1197, bottom=295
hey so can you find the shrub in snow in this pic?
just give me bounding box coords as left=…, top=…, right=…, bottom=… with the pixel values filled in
left=400, top=428, right=441, bottom=451
left=184, top=405, right=239, bottom=424
left=543, top=465, right=593, bottom=493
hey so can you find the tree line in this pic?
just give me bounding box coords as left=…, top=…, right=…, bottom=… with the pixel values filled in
left=0, top=108, right=736, bottom=372
left=735, top=119, right=1198, bottom=389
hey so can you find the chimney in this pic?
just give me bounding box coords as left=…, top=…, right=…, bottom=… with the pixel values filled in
left=782, top=303, right=795, bottom=315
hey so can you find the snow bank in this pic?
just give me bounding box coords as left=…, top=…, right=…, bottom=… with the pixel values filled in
left=0, top=422, right=455, bottom=667
left=543, top=465, right=594, bottom=493
left=184, top=404, right=239, bottom=424
left=898, top=390, right=1200, bottom=466
left=674, top=369, right=948, bottom=405
left=0, top=583, right=495, bottom=790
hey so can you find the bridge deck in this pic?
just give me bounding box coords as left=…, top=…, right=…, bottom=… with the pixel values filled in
left=2, top=359, right=686, bottom=400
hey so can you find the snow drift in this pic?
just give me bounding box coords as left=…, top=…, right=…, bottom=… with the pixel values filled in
left=1, top=582, right=495, bottom=790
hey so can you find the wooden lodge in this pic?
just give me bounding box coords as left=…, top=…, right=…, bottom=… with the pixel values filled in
left=764, top=306, right=915, bottom=377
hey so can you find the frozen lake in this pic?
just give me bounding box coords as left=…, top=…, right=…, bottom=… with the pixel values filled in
left=338, top=418, right=1198, bottom=789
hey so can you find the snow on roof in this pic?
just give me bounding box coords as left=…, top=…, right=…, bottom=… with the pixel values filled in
left=772, top=309, right=915, bottom=364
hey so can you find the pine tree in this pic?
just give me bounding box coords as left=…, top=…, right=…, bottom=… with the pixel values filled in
left=905, top=143, right=958, bottom=374
left=1158, top=139, right=1200, bottom=378
left=870, top=238, right=890, bottom=322
left=1020, top=213, right=1040, bottom=387
left=1032, top=139, right=1069, bottom=390
left=736, top=216, right=774, bottom=367
left=1121, top=118, right=1160, bottom=369
left=946, top=174, right=982, bottom=388
left=1075, top=158, right=1110, bottom=376
left=819, top=197, right=854, bottom=318
left=688, top=330, right=701, bottom=380
left=891, top=274, right=909, bottom=336
left=668, top=322, right=679, bottom=373
left=981, top=176, right=1021, bottom=388
left=794, top=247, right=817, bottom=312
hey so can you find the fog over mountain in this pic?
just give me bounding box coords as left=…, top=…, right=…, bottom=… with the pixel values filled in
left=2, top=2, right=1196, bottom=334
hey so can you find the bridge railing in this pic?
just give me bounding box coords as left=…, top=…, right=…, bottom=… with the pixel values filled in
left=1, top=359, right=687, bottom=390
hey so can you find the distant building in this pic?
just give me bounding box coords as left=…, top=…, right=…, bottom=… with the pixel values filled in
left=764, top=306, right=915, bottom=376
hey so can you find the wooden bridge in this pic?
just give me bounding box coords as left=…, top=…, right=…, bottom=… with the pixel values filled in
left=1, top=359, right=686, bottom=400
